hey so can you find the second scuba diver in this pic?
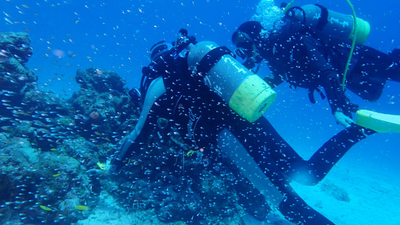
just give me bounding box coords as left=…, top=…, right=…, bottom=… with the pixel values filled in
left=108, top=29, right=399, bottom=224
left=232, top=3, right=400, bottom=128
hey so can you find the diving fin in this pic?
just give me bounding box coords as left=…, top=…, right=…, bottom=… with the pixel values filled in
left=356, top=109, right=400, bottom=133
left=389, top=48, right=400, bottom=59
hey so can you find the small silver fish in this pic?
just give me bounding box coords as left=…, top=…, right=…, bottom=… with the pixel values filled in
left=0, top=49, right=9, bottom=63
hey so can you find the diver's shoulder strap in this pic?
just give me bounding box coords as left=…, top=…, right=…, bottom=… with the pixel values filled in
left=314, top=4, right=329, bottom=30
left=196, top=46, right=234, bottom=76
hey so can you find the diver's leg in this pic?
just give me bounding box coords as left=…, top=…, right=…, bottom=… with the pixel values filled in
left=258, top=159, right=335, bottom=224
left=347, top=46, right=400, bottom=101
left=231, top=117, right=375, bottom=186
left=231, top=116, right=310, bottom=176
left=346, top=77, right=385, bottom=102
left=304, top=124, right=375, bottom=184
left=228, top=119, right=335, bottom=224
left=254, top=153, right=335, bottom=224
left=388, top=48, right=400, bottom=82
left=278, top=190, right=335, bottom=225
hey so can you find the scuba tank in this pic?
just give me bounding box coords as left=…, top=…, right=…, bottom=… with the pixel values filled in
left=356, top=110, right=400, bottom=133
left=288, top=4, right=370, bottom=45
left=187, top=41, right=277, bottom=123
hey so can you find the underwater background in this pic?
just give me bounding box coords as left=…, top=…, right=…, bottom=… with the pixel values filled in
left=1, top=0, right=399, bottom=224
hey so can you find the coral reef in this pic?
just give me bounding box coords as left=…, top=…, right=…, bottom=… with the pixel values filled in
left=0, top=138, right=95, bottom=224
left=0, top=32, right=36, bottom=93
left=69, top=67, right=140, bottom=145
left=0, top=32, right=72, bottom=152
left=0, top=32, right=100, bottom=224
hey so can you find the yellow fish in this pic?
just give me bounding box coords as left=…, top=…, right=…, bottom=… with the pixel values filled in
left=75, top=205, right=89, bottom=210
left=50, top=148, right=57, bottom=151
left=52, top=173, right=62, bottom=177
left=97, top=162, right=106, bottom=170
left=40, top=205, right=52, bottom=211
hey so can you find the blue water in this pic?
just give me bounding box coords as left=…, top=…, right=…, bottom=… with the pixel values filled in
left=1, top=0, right=399, bottom=223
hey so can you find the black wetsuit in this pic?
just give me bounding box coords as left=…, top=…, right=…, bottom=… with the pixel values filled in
left=117, top=47, right=376, bottom=224
left=260, top=16, right=400, bottom=116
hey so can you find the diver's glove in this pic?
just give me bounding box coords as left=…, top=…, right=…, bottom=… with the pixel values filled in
left=85, top=157, right=120, bottom=177
left=334, top=110, right=354, bottom=128
left=104, top=158, right=118, bottom=175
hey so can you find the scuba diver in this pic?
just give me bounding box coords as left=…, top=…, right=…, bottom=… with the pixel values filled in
left=232, top=3, right=400, bottom=128
left=107, top=29, right=399, bottom=224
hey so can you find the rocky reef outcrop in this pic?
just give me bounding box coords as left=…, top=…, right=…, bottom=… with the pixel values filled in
left=0, top=32, right=36, bottom=93
left=0, top=32, right=105, bottom=224
left=68, top=67, right=140, bottom=145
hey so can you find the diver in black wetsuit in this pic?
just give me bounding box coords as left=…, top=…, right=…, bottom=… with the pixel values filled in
left=111, top=30, right=380, bottom=224
left=232, top=5, right=400, bottom=128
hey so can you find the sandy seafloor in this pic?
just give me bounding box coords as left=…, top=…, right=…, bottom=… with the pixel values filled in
left=293, top=166, right=400, bottom=225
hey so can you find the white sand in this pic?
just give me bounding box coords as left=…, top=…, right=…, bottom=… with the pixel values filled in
left=293, top=165, right=400, bottom=225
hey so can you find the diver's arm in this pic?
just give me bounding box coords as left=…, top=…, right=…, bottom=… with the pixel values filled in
left=302, top=36, right=353, bottom=127
left=113, top=77, right=166, bottom=166
left=321, top=70, right=354, bottom=127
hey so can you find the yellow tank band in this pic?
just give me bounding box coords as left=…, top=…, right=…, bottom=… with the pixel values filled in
left=349, top=17, right=370, bottom=45
left=356, top=109, right=400, bottom=133
left=229, top=75, right=277, bottom=123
